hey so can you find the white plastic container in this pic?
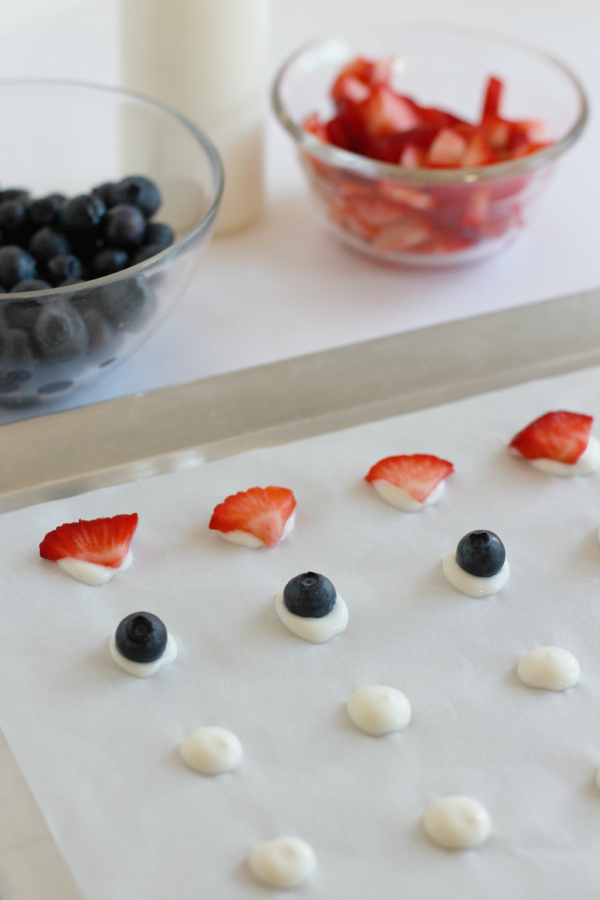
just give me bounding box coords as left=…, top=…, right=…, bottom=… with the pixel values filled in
left=120, top=0, right=269, bottom=234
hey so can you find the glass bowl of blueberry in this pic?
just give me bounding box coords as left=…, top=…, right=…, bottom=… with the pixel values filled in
left=0, top=80, right=223, bottom=405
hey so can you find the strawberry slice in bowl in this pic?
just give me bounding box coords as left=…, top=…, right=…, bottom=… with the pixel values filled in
left=39, top=513, right=139, bottom=585
left=508, top=411, right=600, bottom=476
left=209, top=486, right=297, bottom=548
left=365, top=454, right=454, bottom=511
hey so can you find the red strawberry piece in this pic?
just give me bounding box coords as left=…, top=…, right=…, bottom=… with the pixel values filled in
left=426, top=128, right=468, bottom=167
left=481, top=75, right=504, bottom=121
left=331, top=73, right=371, bottom=105
left=303, top=113, right=328, bottom=141
left=209, top=486, right=296, bottom=548
left=365, top=455, right=454, bottom=503
left=337, top=57, right=392, bottom=88
left=509, top=411, right=593, bottom=464
left=358, top=85, right=421, bottom=138
left=462, top=131, right=495, bottom=167
left=373, top=214, right=432, bottom=252
left=40, top=513, right=139, bottom=568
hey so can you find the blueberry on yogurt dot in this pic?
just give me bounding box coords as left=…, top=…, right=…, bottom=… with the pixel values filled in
left=115, top=612, right=167, bottom=663
left=283, top=572, right=337, bottom=618
left=456, top=530, right=505, bottom=577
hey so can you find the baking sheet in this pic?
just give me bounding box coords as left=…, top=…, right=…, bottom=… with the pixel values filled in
left=1, top=363, right=600, bottom=898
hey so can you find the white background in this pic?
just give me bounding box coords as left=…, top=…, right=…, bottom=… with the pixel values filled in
left=0, top=0, right=598, bottom=425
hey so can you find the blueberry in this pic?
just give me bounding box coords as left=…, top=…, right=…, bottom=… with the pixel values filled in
left=91, top=182, right=117, bottom=207
left=104, top=204, right=146, bottom=247
left=456, top=530, right=506, bottom=578
left=115, top=612, right=167, bottom=663
left=32, top=302, right=88, bottom=361
left=283, top=572, right=337, bottom=618
left=46, top=254, right=83, bottom=286
left=0, top=189, right=29, bottom=204
left=80, top=308, right=116, bottom=350
left=0, top=200, right=28, bottom=232
left=29, top=194, right=65, bottom=226
left=144, top=221, right=174, bottom=248
left=0, top=246, right=37, bottom=288
left=3, top=297, right=44, bottom=330
left=90, top=247, right=129, bottom=277
left=110, top=176, right=161, bottom=219
left=0, top=326, right=35, bottom=364
left=29, top=227, right=71, bottom=262
left=59, top=194, right=106, bottom=232
left=93, top=278, right=156, bottom=331
left=10, top=279, right=51, bottom=293
left=132, top=243, right=164, bottom=265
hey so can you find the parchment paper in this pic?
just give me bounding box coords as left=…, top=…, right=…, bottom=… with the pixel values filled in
left=1, top=365, right=600, bottom=899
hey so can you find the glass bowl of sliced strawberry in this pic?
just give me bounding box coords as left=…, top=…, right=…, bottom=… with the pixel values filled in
left=272, top=26, right=587, bottom=265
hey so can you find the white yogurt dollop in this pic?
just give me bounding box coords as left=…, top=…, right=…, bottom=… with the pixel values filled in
left=442, top=551, right=509, bottom=598
left=371, top=479, right=445, bottom=512
left=219, top=512, right=295, bottom=549
left=248, top=837, right=316, bottom=889
left=180, top=727, right=242, bottom=775
left=58, top=549, right=133, bottom=586
left=275, top=590, right=348, bottom=643
left=517, top=646, right=579, bottom=691
left=527, top=435, right=600, bottom=476
left=109, top=632, right=177, bottom=678
left=423, top=795, right=492, bottom=849
left=347, top=685, right=411, bottom=736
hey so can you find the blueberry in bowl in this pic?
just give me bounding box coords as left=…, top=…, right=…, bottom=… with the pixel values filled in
left=0, top=80, right=223, bottom=405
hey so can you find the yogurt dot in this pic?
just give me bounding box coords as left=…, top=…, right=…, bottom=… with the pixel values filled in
left=442, top=551, right=509, bottom=598
left=275, top=589, right=348, bottom=644
left=347, top=686, right=411, bottom=736
left=423, top=795, right=491, bottom=849
left=248, top=837, right=316, bottom=889
left=179, top=727, right=242, bottom=775
left=109, top=632, right=177, bottom=678
left=371, top=479, right=445, bottom=512
left=517, top=647, right=579, bottom=691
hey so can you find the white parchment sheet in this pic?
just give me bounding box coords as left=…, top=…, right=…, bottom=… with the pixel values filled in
left=1, top=366, right=600, bottom=900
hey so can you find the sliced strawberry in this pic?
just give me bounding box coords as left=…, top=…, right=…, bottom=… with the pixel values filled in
left=462, top=131, right=495, bottom=167
left=40, top=513, right=139, bottom=568
left=331, top=73, right=371, bottom=105
left=358, top=85, right=421, bottom=138
left=337, top=57, right=392, bottom=88
left=373, top=214, right=432, bottom=252
left=303, top=113, right=328, bottom=142
left=481, top=76, right=504, bottom=121
left=365, top=454, right=454, bottom=502
left=427, top=128, right=468, bottom=167
left=209, top=486, right=296, bottom=548
left=509, top=411, right=593, bottom=464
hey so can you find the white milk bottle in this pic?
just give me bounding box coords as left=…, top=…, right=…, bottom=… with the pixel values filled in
left=120, top=0, right=270, bottom=234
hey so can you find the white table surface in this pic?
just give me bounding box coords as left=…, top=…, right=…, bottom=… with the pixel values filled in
left=0, top=0, right=598, bottom=426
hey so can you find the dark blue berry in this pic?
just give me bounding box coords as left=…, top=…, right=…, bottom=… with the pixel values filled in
left=3, top=297, right=44, bottom=330
left=115, top=612, right=167, bottom=663
left=0, top=189, right=29, bottom=204
left=80, top=308, right=116, bottom=350
left=283, top=572, right=337, bottom=618
left=10, top=279, right=51, bottom=293
left=104, top=204, right=146, bottom=247
left=29, top=227, right=71, bottom=262
left=32, top=303, right=88, bottom=361
left=90, top=248, right=129, bottom=277
left=0, top=200, right=28, bottom=232
left=46, top=254, right=83, bottom=286
left=132, top=243, right=164, bottom=265
left=0, top=326, right=35, bottom=364
left=144, top=221, right=174, bottom=248
left=93, top=278, right=156, bottom=330
left=0, top=246, right=37, bottom=288
left=110, top=176, right=161, bottom=219
left=456, top=530, right=506, bottom=577
left=59, top=194, right=106, bottom=232
left=28, top=194, right=65, bottom=226
left=91, top=182, right=116, bottom=207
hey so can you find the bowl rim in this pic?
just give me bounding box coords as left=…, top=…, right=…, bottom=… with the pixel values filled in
left=272, top=23, right=588, bottom=185
left=0, top=78, right=224, bottom=299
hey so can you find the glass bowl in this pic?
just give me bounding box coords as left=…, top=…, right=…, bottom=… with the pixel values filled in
left=0, top=80, right=223, bottom=406
left=272, top=26, right=587, bottom=266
